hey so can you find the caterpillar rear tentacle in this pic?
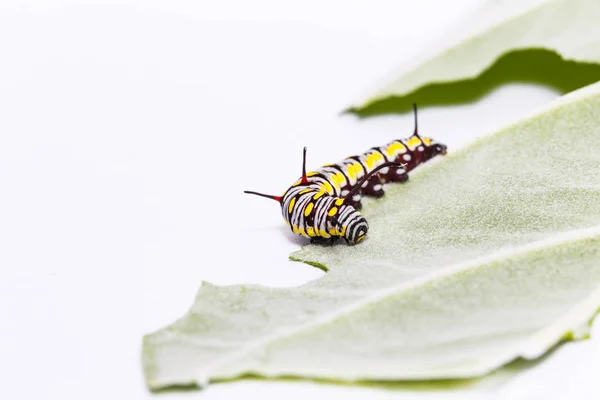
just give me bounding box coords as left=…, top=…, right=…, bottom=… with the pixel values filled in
left=244, top=103, right=447, bottom=245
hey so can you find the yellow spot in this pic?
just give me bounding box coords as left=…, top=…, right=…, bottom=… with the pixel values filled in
left=288, top=197, right=296, bottom=214
left=423, top=137, right=432, bottom=146
left=365, top=154, right=375, bottom=169
left=328, top=207, right=338, bottom=217
left=299, top=188, right=312, bottom=195
left=329, top=227, right=337, bottom=235
left=407, top=136, right=422, bottom=149
left=340, top=225, right=347, bottom=236
left=292, top=179, right=302, bottom=186
left=330, top=172, right=345, bottom=188
left=313, top=191, right=325, bottom=200
left=365, top=152, right=384, bottom=169
left=299, top=226, right=307, bottom=237
left=335, top=198, right=344, bottom=206
left=307, top=171, right=318, bottom=177
left=385, top=142, right=406, bottom=157
left=346, top=163, right=359, bottom=180
left=320, top=229, right=330, bottom=238
left=304, top=202, right=314, bottom=217
left=292, top=224, right=299, bottom=234
left=356, top=235, right=366, bottom=243
left=307, top=226, right=316, bottom=236
left=322, top=181, right=334, bottom=194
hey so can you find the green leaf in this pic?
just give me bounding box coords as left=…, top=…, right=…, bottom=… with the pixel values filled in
left=351, top=0, right=600, bottom=116
left=143, top=81, right=600, bottom=390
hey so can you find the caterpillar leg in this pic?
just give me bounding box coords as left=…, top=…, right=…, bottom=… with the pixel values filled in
left=359, top=175, right=385, bottom=198
left=310, top=236, right=339, bottom=245
left=381, top=165, right=409, bottom=183
left=350, top=198, right=363, bottom=210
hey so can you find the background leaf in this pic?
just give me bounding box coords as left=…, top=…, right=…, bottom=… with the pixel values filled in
left=351, top=0, right=600, bottom=116
left=143, top=81, right=600, bottom=390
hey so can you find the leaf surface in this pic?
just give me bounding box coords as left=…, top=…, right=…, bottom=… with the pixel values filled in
left=143, top=82, right=600, bottom=390
left=351, top=0, right=600, bottom=116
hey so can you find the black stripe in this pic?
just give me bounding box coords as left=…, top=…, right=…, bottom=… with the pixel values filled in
left=351, top=221, right=368, bottom=241
left=346, top=217, right=362, bottom=240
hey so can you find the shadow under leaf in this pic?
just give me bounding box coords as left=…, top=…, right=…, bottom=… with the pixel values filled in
left=349, top=48, right=600, bottom=117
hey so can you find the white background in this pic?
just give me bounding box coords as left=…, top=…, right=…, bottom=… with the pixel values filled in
left=1, top=1, right=599, bottom=399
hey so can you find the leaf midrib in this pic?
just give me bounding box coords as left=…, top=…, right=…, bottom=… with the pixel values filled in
left=191, top=224, right=600, bottom=383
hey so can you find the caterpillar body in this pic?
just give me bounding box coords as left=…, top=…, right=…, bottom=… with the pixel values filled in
left=244, top=104, right=447, bottom=245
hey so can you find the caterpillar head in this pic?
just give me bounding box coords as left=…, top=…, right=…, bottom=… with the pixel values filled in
left=422, top=137, right=447, bottom=161
left=337, top=212, right=368, bottom=245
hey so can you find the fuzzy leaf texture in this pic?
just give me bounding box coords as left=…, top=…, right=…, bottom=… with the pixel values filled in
left=351, top=0, right=600, bottom=116
left=143, top=81, right=600, bottom=390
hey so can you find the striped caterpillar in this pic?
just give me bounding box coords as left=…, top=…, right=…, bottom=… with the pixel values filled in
left=245, top=104, right=447, bottom=245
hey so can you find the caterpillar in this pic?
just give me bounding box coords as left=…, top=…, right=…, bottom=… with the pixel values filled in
left=244, top=104, right=447, bottom=245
